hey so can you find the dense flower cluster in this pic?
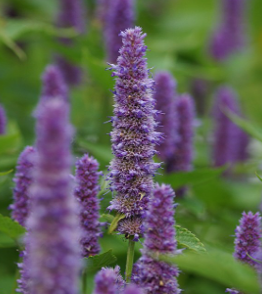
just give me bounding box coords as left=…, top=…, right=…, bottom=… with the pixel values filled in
left=107, top=27, right=160, bottom=236
left=93, top=266, right=125, bottom=294
left=24, top=98, right=81, bottom=294
left=210, top=0, right=246, bottom=60
left=123, top=284, right=143, bottom=294
left=132, top=184, right=180, bottom=293
left=0, top=104, right=6, bottom=134
left=10, top=146, right=36, bottom=226
left=74, top=154, right=102, bottom=257
left=154, top=71, right=177, bottom=163
left=105, top=0, right=135, bottom=63
left=234, top=211, right=261, bottom=267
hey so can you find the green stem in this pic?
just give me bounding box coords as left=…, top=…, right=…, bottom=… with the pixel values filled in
left=82, top=268, right=87, bottom=294
left=125, top=238, right=135, bottom=283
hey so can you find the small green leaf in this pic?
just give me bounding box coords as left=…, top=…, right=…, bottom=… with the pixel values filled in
left=0, top=170, right=13, bottom=176
left=175, top=225, right=206, bottom=252
left=108, top=213, right=126, bottom=234
left=86, top=250, right=117, bottom=272
left=0, top=214, right=26, bottom=240
left=255, top=171, right=262, bottom=182
left=100, top=214, right=114, bottom=223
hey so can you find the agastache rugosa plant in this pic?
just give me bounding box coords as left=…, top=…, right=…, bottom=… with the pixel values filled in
left=132, top=184, right=181, bottom=293
left=210, top=0, right=246, bottom=61
left=10, top=146, right=36, bottom=227
left=74, top=154, right=102, bottom=257
left=0, top=104, right=7, bottom=134
left=154, top=71, right=177, bottom=164
left=56, top=0, right=86, bottom=85
left=105, top=0, right=135, bottom=63
left=23, top=97, right=81, bottom=294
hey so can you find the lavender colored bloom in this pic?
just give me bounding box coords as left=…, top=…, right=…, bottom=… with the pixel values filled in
left=210, top=0, right=246, bottom=61
left=225, top=289, right=240, bottom=294
left=212, top=86, right=241, bottom=168
left=10, top=146, right=36, bottom=227
left=93, top=266, right=125, bottom=294
left=24, top=98, right=81, bottom=294
left=41, top=65, right=68, bottom=101
left=74, top=154, right=102, bottom=257
left=167, top=94, right=195, bottom=174
left=234, top=211, right=261, bottom=268
left=154, top=71, right=177, bottom=163
left=236, top=129, right=249, bottom=162
left=105, top=0, right=135, bottom=63
left=0, top=104, right=7, bottom=135
left=123, top=284, right=144, bottom=294
left=132, top=184, right=180, bottom=294
left=107, top=27, right=160, bottom=237
left=56, top=0, right=86, bottom=86
left=96, top=0, right=111, bottom=26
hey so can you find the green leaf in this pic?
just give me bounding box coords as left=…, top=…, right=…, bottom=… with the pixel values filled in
left=0, top=123, right=22, bottom=155
left=175, top=225, right=206, bottom=252
left=100, top=214, right=114, bottom=223
left=108, top=213, right=126, bottom=234
left=225, top=109, right=262, bottom=142
left=160, top=247, right=260, bottom=294
left=156, top=166, right=226, bottom=189
left=86, top=250, right=117, bottom=272
left=0, top=214, right=26, bottom=240
left=0, top=232, right=16, bottom=248
left=255, top=171, right=262, bottom=182
left=0, top=170, right=13, bottom=176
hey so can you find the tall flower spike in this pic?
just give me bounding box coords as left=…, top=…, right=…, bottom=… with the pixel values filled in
left=105, top=0, right=135, bottom=63
left=41, top=65, right=68, bottom=101
left=107, top=27, right=160, bottom=238
left=212, top=86, right=241, bottom=168
left=56, top=0, right=86, bottom=85
left=154, top=71, right=177, bottom=164
left=74, top=154, right=102, bottom=257
left=0, top=104, right=7, bottom=135
left=24, top=98, right=81, bottom=294
left=10, top=146, right=36, bottom=227
left=234, top=211, right=261, bottom=268
left=93, top=266, right=125, bottom=294
left=132, top=184, right=181, bottom=294
left=210, top=0, right=246, bottom=61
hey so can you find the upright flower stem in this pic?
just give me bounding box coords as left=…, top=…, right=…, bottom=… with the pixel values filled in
left=125, top=237, right=135, bottom=283
left=82, top=268, right=87, bottom=294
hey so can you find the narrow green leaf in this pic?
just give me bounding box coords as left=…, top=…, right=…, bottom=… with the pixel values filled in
left=0, top=214, right=26, bottom=240
left=175, top=225, right=206, bottom=252
left=86, top=250, right=117, bottom=272
left=255, top=171, right=262, bottom=182
left=108, top=213, right=126, bottom=234
left=100, top=214, right=114, bottom=223
left=0, top=170, right=13, bottom=176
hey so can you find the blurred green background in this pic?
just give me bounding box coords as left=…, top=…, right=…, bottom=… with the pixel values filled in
left=1, top=0, right=262, bottom=293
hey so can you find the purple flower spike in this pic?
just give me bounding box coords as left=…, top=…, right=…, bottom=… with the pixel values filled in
left=41, top=65, right=68, bottom=101
left=105, top=0, right=135, bottom=63
left=210, top=0, right=246, bottom=61
left=93, top=266, right=125, bottom=294
left=132, top=184, right=180, bottom=294
left=0, top=104, right=7, bottom=135
left=212, top=86, right=241, bottom=168
left=24, top=98, right=81, bottom=294
left=234, top=211, right=261, bottom=268
left=154, top=71, right=177, bottom=163
left=10, top=146, right=36, bottom=227
left=123, top=284, right=144, bottom=294
left=236, top=130, right=249, bottom=162
left=225, top=289, right=240, bottom=294
left=107, top=27, right=160, bottom=237
left=167, top=94, right=195, bottom=175
left=74, top=154, right=102, bottom=257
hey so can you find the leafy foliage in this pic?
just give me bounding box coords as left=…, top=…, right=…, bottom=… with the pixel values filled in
left=0, top=214, right=26, bottom=240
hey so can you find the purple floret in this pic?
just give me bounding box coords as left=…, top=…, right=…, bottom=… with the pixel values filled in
left=105, top=0, right=135, bottom=63
left=0, top=104, right=7, bottom=135
left=74, top=154, right=102, bottom=257
left=123, top=284, right=144, bottom=294
left=225, top=289, right=240, bottom=294
left=107, top=27, right=161, bottom=236
left=41, top=65, right=68, bottom=101
left=93, top=266, right=125, bottom=294
left=10, top=146, right=36, bottom=227
left=132, top=184, right=180, bottom=293
left=234, top=211, right=261, bottom=268
left=154, top=71, right=177, bottom=163
left=23, top=98, right=81, bottom=294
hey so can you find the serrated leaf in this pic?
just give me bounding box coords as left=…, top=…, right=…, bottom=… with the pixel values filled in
left=86, top=250, right=117, bottom=272
left=0, top=170, right=13, bottom=176
left=0, top=214, right=26, bottom=240
left=160, top=247, right=259, bottom=294
left=175, top=225, right=206, bottom=252
left=108, top=213, right=126, bottom=234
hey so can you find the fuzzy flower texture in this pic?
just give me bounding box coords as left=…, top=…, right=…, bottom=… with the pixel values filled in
left=133, top=184, right=180, bottom=294
left=75, top=154, right=102, bottom=257
left=108, top=27, right=160, bottom=238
